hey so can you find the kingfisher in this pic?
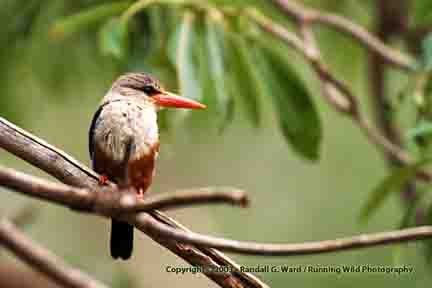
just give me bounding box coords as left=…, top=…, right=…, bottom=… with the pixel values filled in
left=89, top=73, right=206, bottom=260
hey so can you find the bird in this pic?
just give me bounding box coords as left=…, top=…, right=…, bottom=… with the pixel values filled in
left=88, top=72, right=206, bottom=260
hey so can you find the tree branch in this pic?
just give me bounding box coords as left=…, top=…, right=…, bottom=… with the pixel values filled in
left=2, top=117, right=432, bottom=257
left=246, top=5, right=432, bottom=181
left=3, top=161, right=432, bottom=256
left=269, top=0, right=416, bottom=71
left=136, top=215, right=432, bottom=255
left=0, top=166, right=248, bottom=214
left=0, top=219, right=107, bottom=288
left=140, top=187, right=249, bottom=210
left=0, top=116, right=268, bottom=288
left=1, top=2, right=426, bottom=288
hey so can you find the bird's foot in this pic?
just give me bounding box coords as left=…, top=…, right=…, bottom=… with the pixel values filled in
left=98, top=175, right=109, bottom=186
left=137, top=188, right=144, bottom=199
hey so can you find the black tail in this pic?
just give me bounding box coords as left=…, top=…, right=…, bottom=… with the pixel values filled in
left=110, top=220, right=133, bottom=260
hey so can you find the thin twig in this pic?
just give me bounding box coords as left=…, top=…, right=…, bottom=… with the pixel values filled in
left=299, top=21, right=356, bottom=115
left=296, top=20, right=429, bottom=180
left=368, top=0, right=421, bottom=223
left=269, top=0, right=416, bottom=71
left=135, top=215, right=432, bottom=255
left=135, top=187, right=249, bottom=210
left=0, top=165, right=248, bottom=214
left=0, top=219, right=107, bottom=288
left=246, top=6, right=432, bottom=181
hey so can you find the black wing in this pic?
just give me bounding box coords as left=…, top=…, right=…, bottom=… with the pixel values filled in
left=88, top=105, right=104, bottom=163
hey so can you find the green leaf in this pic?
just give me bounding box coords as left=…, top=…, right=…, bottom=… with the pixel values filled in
left=202, top=17, right=231, bottom=129
left=422, top=33, right=432, bottom=71
left=167, top=22, right=180, bottom=68
left=148, top=6, right=170, bottom=52
left=359, top=160, right=430, bottom=223
left=174, top=12, right=202, bottom=102
left=399, top=204, right=418, bottom=229
left=99, top=17, right=129, bottom=60
left=50, top=1, right=132, bottom=40
left=225, top=33, right=261, bottom=128
left=178, top=17, right=219, bottom=130
left=219, top=96, right=235, bottom=133
left=407, top=120, right=432, bottom=141
left=413, top=0, right=432, bottom=26
left=254, top=44, right=322, bottom=160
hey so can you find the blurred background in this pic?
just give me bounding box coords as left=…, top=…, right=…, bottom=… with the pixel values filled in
left=1, top=0, right=432, bottom=287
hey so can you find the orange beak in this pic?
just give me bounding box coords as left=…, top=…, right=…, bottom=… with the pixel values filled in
left=152, top=91, right=206, bottom=110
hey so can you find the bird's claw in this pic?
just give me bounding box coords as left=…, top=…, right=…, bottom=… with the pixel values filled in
left=98, top=175, right=109, bottom=186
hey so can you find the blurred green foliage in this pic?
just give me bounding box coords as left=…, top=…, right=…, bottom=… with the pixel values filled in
left=1, top=0, right=323, bottom=159
left=359, top=159, right=430, bottom=222
left=3, top=0, right=432, bottom=285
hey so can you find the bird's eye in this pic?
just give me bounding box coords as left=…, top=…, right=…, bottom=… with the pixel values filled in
left=142, top=85, right=157, bottom=95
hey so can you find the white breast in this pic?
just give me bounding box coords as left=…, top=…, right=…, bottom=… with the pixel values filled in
left=94, top=99, right=159, bottom=163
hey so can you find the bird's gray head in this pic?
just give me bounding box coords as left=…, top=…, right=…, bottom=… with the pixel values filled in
left=107, top=72, right=206, bottom=110
left=111, top=73, right=162, bottom=98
